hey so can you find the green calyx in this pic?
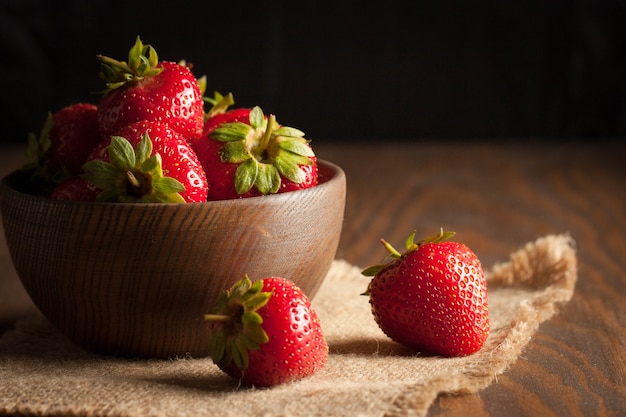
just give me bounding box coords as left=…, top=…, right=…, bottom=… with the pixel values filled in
left=361, top=228, right=456, bottom=278
left=23, top=112, right=52, bottom=173
left=82, top=133, right=186, bottom=203
left=97, top=36, right=163, bottom=90
left=22, top=113, right=69, bottom=195
left=210, top=106, right=315, bottom=195
left=204, top=91, right=235, bottom=120
left=204, top=275, right=272, bottom=371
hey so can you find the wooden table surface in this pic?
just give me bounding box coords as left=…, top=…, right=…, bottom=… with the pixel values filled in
left=1, top=139, right=625, bottom=416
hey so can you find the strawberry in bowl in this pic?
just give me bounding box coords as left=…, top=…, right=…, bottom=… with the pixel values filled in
left=0, top=36, right=346, bottom=359
left=193, top=106, right=318, bottom=201
left=81, top=121, right=209, bottom=203
left=97, top=37, right=205, bottom=142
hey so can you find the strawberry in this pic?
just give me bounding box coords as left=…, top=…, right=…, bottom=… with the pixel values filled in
left=83, top=120, right=208, bottom=203
left=204, top=276, right=328, bottom=387
left=49, top=177, right=100, bottom=202
left=192, top=106, right=318, bottom=200
left=43, top=103, right=101, bottom=175
left=96, top=37, right=204, bottom=141
left=23, top=103, right=101, bottom=195
left=362, top=229, right=490, bottom=357
left=189, top=107, right=252, bottom=197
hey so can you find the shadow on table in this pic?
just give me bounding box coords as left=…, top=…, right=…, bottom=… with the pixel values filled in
left=328, top=337, right=430, bottom=358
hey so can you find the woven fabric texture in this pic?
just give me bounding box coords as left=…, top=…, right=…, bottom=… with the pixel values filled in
left=0, top=234, right=577, bottom=417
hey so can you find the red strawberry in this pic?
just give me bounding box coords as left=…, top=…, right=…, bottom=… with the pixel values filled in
left=192, top=106, right=318, bottom=201
left=24, top=103, right=101, bottom=195
left=49, top=177, right=100, bottom=202
left=362, top=229, right=490, bottom=357
left=204, top=276, right=328, bottom=387
left=189, top=107, right=252, bottom=195
left=45, top=103, right=101, bottom=175
left=96, top=37, right=204, bottom=141
left=84, top=120, right=208, bottom=203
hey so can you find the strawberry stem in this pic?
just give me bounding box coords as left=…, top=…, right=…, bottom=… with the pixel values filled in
left=256, top=114, right=276, bottom=159
left=420, top=228, right=456, bottom=245
left=203, top=314, right=234, bottom=322
left=381, top=239, right=402, bottom=259
left=125, top=170, right=153, bottom=197
left=126, top=171, right=141, bottom=188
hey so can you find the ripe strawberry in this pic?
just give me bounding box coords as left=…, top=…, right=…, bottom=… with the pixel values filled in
left=204, top=276, right=328, bottom=387
left=44, top=103, right=101, bottom=175
left=83, top=120, right=208, bottom=203
left=49, top=177, right=100, bottom=202
left=24, top=103, right=101, bottom=195
left=362, top=229, right=490, bottom=357
left=192, top=106, right=318, bottom=200
left=96, top=37, right=204, bottom=141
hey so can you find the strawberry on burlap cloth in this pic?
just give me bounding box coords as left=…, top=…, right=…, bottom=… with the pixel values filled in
left=0, top=234, right=577, bottom=417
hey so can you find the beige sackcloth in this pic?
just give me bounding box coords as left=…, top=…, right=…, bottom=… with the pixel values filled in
left=0, top=234, right=577, bottom=417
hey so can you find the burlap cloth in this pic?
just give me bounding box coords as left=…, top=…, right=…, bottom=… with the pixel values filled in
left=0, top=234, right=577, bottom=417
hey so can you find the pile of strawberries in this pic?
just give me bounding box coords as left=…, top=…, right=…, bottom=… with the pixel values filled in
left=25, top=37, right=317, bottom=203
left=21, top=37, right=490, bottom=388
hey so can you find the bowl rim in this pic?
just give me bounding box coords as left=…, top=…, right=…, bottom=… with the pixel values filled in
left=1, top=159, right=345, bottom=208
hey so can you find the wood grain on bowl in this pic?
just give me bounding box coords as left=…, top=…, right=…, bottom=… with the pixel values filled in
left=0, top=160, right=345, bottom=358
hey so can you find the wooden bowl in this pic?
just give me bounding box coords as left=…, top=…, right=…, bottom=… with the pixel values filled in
left=0, top=160, right=345, bottom=358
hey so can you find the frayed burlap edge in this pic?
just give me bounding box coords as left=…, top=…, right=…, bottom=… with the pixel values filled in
left=0, top=234, right=577, bottom=417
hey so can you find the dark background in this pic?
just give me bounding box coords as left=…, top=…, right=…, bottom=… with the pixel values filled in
left=2, top=0, right=626, bottom=145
